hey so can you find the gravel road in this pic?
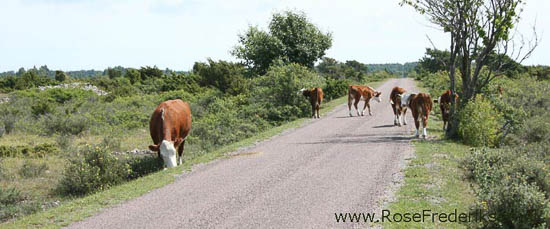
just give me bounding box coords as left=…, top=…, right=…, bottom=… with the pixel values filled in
left=68, top=78, right=418, bottom=229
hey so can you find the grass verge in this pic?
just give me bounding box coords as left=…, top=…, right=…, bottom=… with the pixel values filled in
left=1, top=80, right=385, bottom=229
left=380, top=112, right=476, bottom=228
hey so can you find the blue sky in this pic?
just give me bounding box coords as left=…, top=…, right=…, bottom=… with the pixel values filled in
left=0, top=0, right=548, bottom=72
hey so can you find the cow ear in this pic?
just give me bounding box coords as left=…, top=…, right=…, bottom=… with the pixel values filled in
left=149, top=144, right=160, bottom=152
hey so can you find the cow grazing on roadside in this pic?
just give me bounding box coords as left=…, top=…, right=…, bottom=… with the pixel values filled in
left=348, top=85, right=382, bottom=117
left=400, top=93, right=433, bottom=138
left=433, top=90, right=459, bottom=131
left=389, top=86, right=408, bottom=126
left=149, top=99, right=192, bottom=168
left=299, top=87, right=324, bottom=118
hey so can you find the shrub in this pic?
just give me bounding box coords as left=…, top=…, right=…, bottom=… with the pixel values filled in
left=469, top=177, right=549, bottom=229
left=252, top=63, right=325, bottom=123
left=323, top=78, right=351, bottom=100
left=463, top=148, right=550, bottom=228
left=18, top=160, right=48, bottom=178
left=0, top=187, right=23, bottom=205
left=127, top=155, right=163, bottom=179
left=43, top=113, right=89, bottom=136
left=458, top=95, right=502, bottom=147
left=57, top=146, right=131, bottom=196
left=0, top=187, right=40, bottom=222
left=0, top=143, right=59, bottom=158
left=30, top=100, right=54, bottom=117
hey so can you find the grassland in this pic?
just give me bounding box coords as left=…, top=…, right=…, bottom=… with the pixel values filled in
left=0, top=80, right=384, bottom=228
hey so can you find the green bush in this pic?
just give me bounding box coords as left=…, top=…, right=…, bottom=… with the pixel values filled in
left=127, top=155, right=163, bottom=180
left=57, top=146, right=131, bottom=196
left=458, top=95, right=502, bottom=147
left=323, top=78, right=351, bottom=100
left=251, top=63, right=325, bottom=123
left=463, top=148, right=550, bottom=228
left=0, top=143, right=59, bottom=158
left=469, top=177, right=549, bottom=229
left=0, top=187, right=40, bottom=222
left=0, top=187, right=23, bottom=205
left=18, top=160, right=48, bottom=178
left=43, top=113, right=89, bottom=136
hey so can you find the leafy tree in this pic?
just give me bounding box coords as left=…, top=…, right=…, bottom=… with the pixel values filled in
left=415, top=48, right=452, bottom=74
left=107, top=67, right=122, bottom=79
left=139, top=66, right=163, bottom=80
left=402, top=0, right=538, bottom=137
left=55, top=70, right=69, bottom=82
left=193, top=59, right=249, bottom=95
left=124, top=68, right=140, bottom=84
left=16, top=68, right=25, bottom=76
left=232, top=11, right=332, bottom=75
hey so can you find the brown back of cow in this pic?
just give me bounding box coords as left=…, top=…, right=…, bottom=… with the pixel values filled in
left=149, top=99, right=192, bottom=163
left=303, top=87, right=323, bottom=118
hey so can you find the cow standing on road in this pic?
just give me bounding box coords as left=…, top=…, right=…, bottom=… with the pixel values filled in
left=300, top=87, right=324, bottom=119
left=389, top=86, right=408, bottom=126
left=149, top=99, right=192, bottom=168
left=399, top=93, right=433, bottom=138
left=348, top=85, right=382, bottom=117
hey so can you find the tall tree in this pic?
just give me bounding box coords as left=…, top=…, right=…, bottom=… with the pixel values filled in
left=402, top=0, right=538, bottom=137
left=55, top=70, right=69, bottom=82
left=232, top=11, right=332, bottom=75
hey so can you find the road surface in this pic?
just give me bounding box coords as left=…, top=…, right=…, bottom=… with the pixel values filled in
left=68, top=78, right=418, bottom=228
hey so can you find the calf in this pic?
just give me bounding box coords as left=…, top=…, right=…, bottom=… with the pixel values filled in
left=400, top=93, right=433, bottom=138
left=299, top=87, right=324, bottom=118
left=434, top=90, right=459, bottom=130
left=149, top=99, right=192, bottom=168
left=389, top=86, right=408, bottom=126
left=348, top=85, right=382, bottom=117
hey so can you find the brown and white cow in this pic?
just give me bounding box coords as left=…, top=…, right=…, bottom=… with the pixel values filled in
left=433, top=90, right=459, bottom=131
left=389, top=86, right=408, bottom=126
left=299, top=87, right=324, bottom=118
left=149, top=99, right=192, bottom=168
left=348, top=85, right=382, bottom=117
left=400, top=93, right=433, bottom=138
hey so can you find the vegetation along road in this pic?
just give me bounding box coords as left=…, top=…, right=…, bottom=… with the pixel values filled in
left=68, top=78, right=418, bottom=228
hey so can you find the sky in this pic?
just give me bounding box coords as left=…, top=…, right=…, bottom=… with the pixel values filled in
left=0, top=0, right=548, bottom=72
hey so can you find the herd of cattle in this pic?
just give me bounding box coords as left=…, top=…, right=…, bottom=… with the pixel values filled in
left=148, top=85, right=457, bottom=168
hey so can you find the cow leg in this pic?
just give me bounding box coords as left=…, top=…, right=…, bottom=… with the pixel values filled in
left=316, top=104, right=321, bottom=118
left=177, top=140, right=185, bottom=165
left=354, top=99, right=361, bottom=116
left=422, top=115, right=429, bottom=138
left=366, top=102, right=372, bottom=116
left=392, top=105, right=399, bottom=125
left=402, top=108, right=408, bottom=125
left=348, top=98, right=353, bottom=117
left=412, top=111, right=420, bottom=137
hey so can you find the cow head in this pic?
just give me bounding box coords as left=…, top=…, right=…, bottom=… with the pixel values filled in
left=399, top=93, right=414, bottom=108
left=149, top=139, right=182, bottom=168
left=374, top=91, right=382, bottom=103
left=299, top=88, right=311, bottom=97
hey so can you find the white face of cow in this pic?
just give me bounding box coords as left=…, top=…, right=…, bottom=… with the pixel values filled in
left=159, top=140, right=177, bottom=168
left=400, top=93, right=412, bottom=108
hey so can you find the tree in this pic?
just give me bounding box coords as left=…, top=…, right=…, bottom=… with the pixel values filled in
left=232, top=11, right=332, bottom=75
left=193, top=59, right=248, bottom=95
left=107, top=67, right=123, bottom=79
left=139, top=66, right=163, bottom=80
left=55, top=70, right=69, bottom=82
left=402, top=0, right=538, bottom=137
left=124, top=68, right=140, bottom=84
